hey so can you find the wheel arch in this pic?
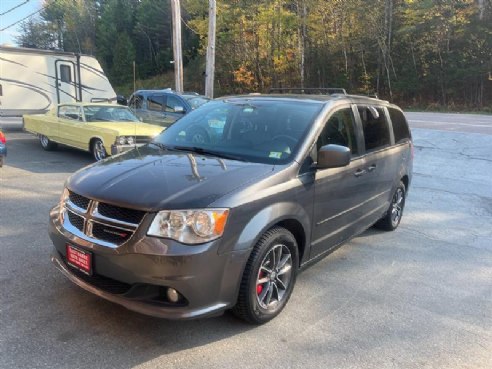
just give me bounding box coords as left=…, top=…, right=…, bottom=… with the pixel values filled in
left=275, top=219, right=306, bottom=264
left=88, top=135, right=105, bottom=152
left=223, top=202, right=311, bottom=266
left=401, top=174, right=409, bottom=192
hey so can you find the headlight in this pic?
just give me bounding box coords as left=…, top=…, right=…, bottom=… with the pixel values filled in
left=147, top=209, right=229, bottom=244
left=115, top=136, right=136, bottom=145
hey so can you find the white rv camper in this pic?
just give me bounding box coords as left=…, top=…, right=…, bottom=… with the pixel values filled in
left=0, top=46, right=117, bottom=117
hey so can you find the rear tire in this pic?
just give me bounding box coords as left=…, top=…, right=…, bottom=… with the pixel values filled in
left=39, top=135, right=57, bottom=151
left=375, top=181, right=406, bottom=231
left=91, top=139, right=107, bottom=161
left=233, top=226, right=298, bottom=324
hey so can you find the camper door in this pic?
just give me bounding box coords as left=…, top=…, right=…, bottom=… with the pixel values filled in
left=55, top=60, right=78, bottom=104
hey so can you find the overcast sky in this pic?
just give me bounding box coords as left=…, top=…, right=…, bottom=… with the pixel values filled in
left=0, top=0, right=43, bottom=46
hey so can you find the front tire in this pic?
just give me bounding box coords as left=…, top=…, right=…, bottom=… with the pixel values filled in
left=375, top=181, right=406, bottom=231
left=39, top=135, right=57, bottom=151
left=233, top=226, right=299, bottom=324
left=91, top=139, right=107, bottom=161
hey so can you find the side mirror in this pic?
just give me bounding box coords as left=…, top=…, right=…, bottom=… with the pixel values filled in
left=116, top=95, right=127, bottom=106
left=174, top=106, right=185, bottom=114
left=317, top=144, right=351, bottom=169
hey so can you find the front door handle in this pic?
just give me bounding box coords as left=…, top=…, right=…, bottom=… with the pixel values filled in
left=354, top=169, right=366, bottom=177
left=367, top=164, right=377, bottom=172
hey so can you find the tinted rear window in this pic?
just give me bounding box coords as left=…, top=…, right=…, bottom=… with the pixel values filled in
left=388, top=108, right=411, bottom=143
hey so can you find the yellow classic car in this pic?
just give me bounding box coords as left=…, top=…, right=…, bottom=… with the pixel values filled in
left=23, top=103, right=164, bottom=161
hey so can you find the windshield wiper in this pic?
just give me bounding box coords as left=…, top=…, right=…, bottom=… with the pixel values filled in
left=148, top=142, right=176, bottom=151
left=172, top=146, right=246, bottom=161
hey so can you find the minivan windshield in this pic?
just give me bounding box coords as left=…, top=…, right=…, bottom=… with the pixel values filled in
left=152, top=99, right=322, bottom=164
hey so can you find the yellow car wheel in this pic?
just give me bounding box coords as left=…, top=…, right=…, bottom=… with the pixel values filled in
left=91, top=139, right=107, bottom=161
left=39, top=135, right=57, bottom=151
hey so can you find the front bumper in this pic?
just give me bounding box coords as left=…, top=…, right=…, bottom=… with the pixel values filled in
left=49, top=206, right=250, bottom=319
left=110, top=143, right=145, bottom=156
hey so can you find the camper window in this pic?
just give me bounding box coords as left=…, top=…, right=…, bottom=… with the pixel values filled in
left=60, top=65, right=72, bottom=83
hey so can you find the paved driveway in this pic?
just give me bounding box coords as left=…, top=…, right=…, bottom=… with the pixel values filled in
left=0, top=113, right=491, bottom=369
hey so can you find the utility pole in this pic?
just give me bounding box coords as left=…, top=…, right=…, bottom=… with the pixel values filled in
left=205, top=0, right=216, bottom=98
left=170, top=0, right=183, bottom=93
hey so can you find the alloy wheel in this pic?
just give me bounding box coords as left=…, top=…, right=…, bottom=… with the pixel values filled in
left=256, top=244, right=293, bottom=310
left=93, top=140, right=106, bottom=161
left=391, top=187, right=404, bottom=226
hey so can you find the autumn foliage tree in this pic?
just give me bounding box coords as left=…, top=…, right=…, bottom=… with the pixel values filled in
left=15, top=0, right=492, bottom=109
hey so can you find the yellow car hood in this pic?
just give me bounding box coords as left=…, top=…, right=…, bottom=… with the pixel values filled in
left=88, top=122, right=164, bottom=136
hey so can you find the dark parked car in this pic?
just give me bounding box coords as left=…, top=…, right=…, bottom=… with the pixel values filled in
left=49, top=93, right=413, bottom=324
left=0, top=129, right=6, bottom=167
left=128, top=89, right=209, bottom=128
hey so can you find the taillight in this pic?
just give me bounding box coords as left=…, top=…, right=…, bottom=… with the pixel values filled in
left=0, top=131, right=6, bottom=144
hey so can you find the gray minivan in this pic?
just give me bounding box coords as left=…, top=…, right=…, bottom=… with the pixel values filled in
left=49, top=93, right=413, bottom=324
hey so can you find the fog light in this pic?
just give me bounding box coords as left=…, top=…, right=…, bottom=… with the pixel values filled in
left=167, top=288, right=179, bottom=303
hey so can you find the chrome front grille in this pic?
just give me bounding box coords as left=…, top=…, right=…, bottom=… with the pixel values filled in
left=68, top=191, right=90, bottom=210
left=62, top=190, right=146, bottom=247
left=135, top=136, right=153, bottom=144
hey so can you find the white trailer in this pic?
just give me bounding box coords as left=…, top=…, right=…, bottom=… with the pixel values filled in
left=0, top=46, right=117, bottom=117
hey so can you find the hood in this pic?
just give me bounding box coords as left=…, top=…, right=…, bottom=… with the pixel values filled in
left=87, top=122, right=164, bottom=136
left=67, top=145, right=274, bottom=211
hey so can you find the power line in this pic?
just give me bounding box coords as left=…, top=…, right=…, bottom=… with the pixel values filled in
left=0, top=7, right=42, bottom=32
left=181, top=16, right=200, bottom=35
left=0, top=0, right=30, bottom=17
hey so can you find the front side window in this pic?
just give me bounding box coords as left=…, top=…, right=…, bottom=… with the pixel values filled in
left=84, top=106, right=139, bottom=122
left=388, top=107, right=411, bottom=143
left=148, top=94, right=165, bottom=111
left=317, top=108, right=358, bottom=155
left=153, top=100, right=322, bottom=164
left=58, top=105, right=81, bottom=121
left=165, top=95, right=184, bottom=113
left=358, top=106, right=390, bottom=152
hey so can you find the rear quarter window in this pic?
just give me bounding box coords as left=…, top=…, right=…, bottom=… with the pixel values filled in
left=388, top=107, right=411, bottom=143
left=129, top=94, right=143, bottom=110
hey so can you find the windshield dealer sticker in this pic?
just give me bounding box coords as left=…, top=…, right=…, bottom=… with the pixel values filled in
left=269, top=152, right=282, bottom=159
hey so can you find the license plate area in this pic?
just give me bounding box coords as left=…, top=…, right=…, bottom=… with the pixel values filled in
left=66, top=244, right=92, bottom=275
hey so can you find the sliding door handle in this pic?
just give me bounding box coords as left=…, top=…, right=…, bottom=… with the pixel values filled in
left=367, top=164, right=377, bottom=172
left=354, top=169, right=366, bottom=177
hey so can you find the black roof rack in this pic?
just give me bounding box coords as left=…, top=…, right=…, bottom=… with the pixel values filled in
left=268, top=87, right=347, bottom=95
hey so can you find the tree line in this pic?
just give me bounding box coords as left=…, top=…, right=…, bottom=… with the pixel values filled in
left=15, top=0, right=492, bottom=110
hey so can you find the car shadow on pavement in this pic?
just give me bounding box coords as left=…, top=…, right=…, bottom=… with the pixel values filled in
left=1, top=130, right=95, bottom=174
